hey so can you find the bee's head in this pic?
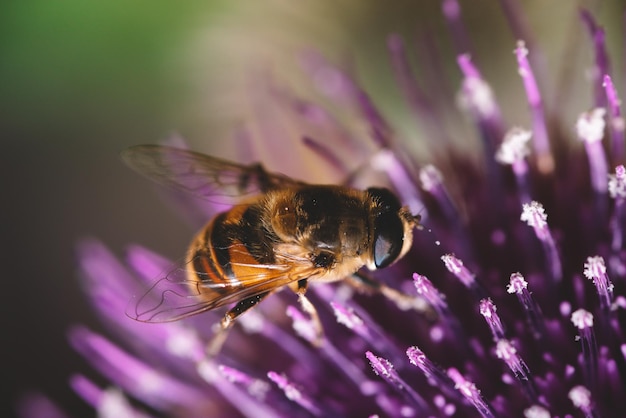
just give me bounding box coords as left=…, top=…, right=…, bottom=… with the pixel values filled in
left=366, top=187, right=420, bottom=269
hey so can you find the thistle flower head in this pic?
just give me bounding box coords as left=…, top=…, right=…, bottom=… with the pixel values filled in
left=21, top=3, right=626, bottom=418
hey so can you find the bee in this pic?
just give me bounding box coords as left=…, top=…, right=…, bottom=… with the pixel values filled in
left=122, top=145, right=425, bottom=355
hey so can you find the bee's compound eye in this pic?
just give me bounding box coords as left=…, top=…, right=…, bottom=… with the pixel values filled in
left=373, top=212, right=404, bottom=269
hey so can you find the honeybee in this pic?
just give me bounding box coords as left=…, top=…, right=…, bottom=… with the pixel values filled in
left=122, top=145, right=425, bottom=354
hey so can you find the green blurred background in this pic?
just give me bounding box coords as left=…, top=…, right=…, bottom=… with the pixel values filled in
left=2, top=0, right=622, bottom=416
left=1, top=2, right=225, bottom=415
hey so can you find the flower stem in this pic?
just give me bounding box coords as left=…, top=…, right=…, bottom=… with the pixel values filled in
left=580, top=9, right=611, bottom=108
left=366, top=351, right=433, bottom=415
left=507, top=273, right=547, bottom=341
left=520, top=201, right=563, bottom=283
left=571, top=309, right=599, bottom=396
left=447, top=367, right=496, bottom=418
left=515, top=41, right=553, bottom=174
left=603, top=75, right=625, bottom=164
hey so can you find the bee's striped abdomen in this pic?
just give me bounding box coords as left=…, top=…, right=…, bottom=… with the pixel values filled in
left=187, top=214, right=234, bottom=295
left=186, top=202, right=278, bottom=302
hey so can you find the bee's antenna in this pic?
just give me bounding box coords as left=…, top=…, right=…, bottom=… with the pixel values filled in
left=401, top=207, right=425, bottom=230
left=413, top=214, right=424, bottom=230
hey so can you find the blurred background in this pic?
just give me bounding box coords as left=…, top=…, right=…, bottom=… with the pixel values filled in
left=2, top=0, right=622, bottom=416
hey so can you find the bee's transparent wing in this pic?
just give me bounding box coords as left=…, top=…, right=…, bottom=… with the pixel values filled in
left=121, top=145, right=306, bottom=202
left=127, top=251, right=320, bottom=323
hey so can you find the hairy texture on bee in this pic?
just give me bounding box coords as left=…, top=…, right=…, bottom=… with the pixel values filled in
left=186, top=185, right=378, bottom=303
left=123, top=145, right=420, bottom=326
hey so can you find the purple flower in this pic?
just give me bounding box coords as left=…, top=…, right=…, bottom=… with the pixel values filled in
left=21, top=3, right=626, bottom=418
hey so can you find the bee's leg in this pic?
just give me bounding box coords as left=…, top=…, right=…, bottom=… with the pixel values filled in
left=294, top=279, right=325, bottom=347
left=206, top=291, right=270, bottom=356
left=349, top=272, right=435, bottom=318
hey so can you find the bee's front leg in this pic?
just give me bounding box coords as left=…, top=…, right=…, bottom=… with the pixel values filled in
left=292, top=279, right=325, bottom=347
left=207, top=291, right=270, bottom=356
left=349, top=272, right=435, bottom=319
